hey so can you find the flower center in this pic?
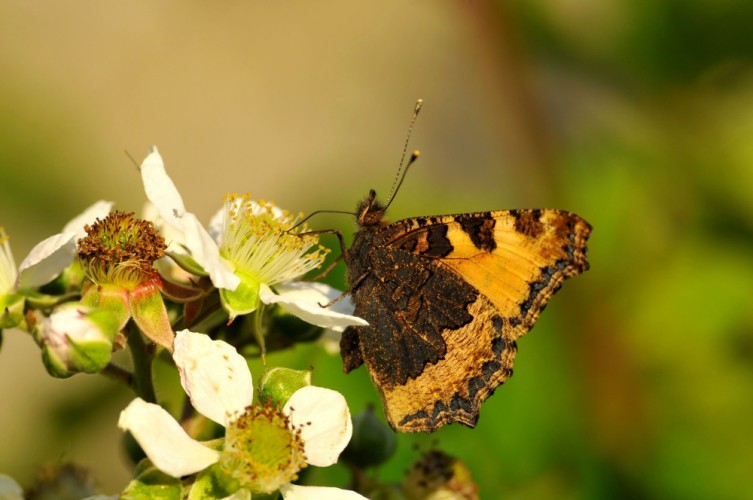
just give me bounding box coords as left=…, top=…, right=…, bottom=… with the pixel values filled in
left=77, top=212, right=166, bottom=289
left=220, top=404, right=307, bottom=494
left=219, top=195, right=329, bottom=286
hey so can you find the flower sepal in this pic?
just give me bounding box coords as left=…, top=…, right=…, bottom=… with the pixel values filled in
left=24, top=290, right=79, bottom=310
left=188, top=463, right=241, bottom=500
left=219, top=270, right=261, bottom=322
left=80, top=283, right=130, bottom=331
left=165, top=250, right=208, bottom=280
left=0, top=293, right=25, bottom=329
left=130, top=278, right=175, bottom=351
left=121, top=461, right=184, bottom=500
left=158, top=275, right=208, bottom=304
left=258, top=367, right=312, bottom=408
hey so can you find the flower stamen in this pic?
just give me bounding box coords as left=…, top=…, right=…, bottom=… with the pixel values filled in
left=78, top=212, right=166, bottom=289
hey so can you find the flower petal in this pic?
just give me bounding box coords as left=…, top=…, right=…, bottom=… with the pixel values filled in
left=181, top=212, right=240, bottom=290
left=173, top=330, right=253, bottom=426
left=207, top=205, right=225, bottom=246
left=0, top=474, right=23, bottom=500
left=16, top=232, right=76, bottom=288
left=283, top=386, right=353, bottom=467
left=62, top=200, right=114, bottom=239
left=118, top=398, right=220, bottom=477
left=140, top=146, right=187, bottom=231
left=260, top=282, right=368, bottom=330
left=280, top=484, right=367, bottom=500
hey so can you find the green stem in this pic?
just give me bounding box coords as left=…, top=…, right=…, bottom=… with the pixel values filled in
left=126, top=322, right=157, bottom=403
left=101, top=362, right=134, bottom=386
left=251, top=306, right=267, bottom=365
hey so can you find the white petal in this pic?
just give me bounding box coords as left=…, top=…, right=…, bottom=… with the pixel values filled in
left=0, top=474, right=23, bottom=500
left=118, top=398, right=220, bottom=477
left=173, top=330, right=253, bottom=426
left=280, top=484, right=367, bottom=500
left=140, top=146, right=187, bottom=232
left=207, top=205, right=225, bottom=246
left=0, top=232, right=18, bottom=295
left=16, top=232, right=76, bottom=288
left=260, top=282, right=368, bottom=330
left=62, top=200, right=114, bottom=239
left=181, top=213, right=240, bottom=290
left=284, top=386, right=353, bottom=467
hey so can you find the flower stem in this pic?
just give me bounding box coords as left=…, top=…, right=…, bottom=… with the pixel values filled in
left=251, top=306, right=267, bottom=365
left=101, top=362, right=134, bottom=386
left=126, top=323, right=157, bottom=403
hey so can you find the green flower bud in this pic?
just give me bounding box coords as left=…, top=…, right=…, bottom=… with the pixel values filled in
left=341, top=406, right=397, bottom=469
left=38, top=304, right=119, bottom=378
left=258, top=367, right=312, bottom=407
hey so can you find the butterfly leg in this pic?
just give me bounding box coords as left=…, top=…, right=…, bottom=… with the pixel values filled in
left=317, top=270, right=369, bottom=308
left=303, top=253, right=343, bottom=282
left=297, top=229, right=349, bottom=264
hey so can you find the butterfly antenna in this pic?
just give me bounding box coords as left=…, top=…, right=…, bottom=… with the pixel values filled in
left=383, top=99, right=423, bottom=211
left=286, top=209, right=356, bottom=232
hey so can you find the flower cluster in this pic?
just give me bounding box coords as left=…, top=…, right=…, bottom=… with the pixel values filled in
left=2, top=146, right=479, bottom=499
left=0, top=148, right=369, bottom=498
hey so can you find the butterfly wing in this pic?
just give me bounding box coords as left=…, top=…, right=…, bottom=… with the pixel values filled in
left=342, top=209, right=591, bottom=432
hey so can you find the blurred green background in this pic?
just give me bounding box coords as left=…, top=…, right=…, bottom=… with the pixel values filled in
left=2, top=0, right=753, bottom=498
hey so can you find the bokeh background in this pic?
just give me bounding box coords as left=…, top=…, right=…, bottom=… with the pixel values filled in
left=2, top=0, right=753, bottom=498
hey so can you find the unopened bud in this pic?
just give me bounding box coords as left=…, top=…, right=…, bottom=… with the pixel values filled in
left=341, top=406, right=397, bottom=469
left=258, top=367, right=312, bottom=407
left=38, top=304, right=118, bottom=378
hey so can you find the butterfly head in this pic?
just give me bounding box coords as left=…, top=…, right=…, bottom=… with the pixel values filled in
left=356, top=189, right=388, bottom=228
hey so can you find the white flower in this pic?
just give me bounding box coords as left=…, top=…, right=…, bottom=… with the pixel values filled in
left=139, top=147, right=367, bottom=329
left=118, top=330, right=364, bottom=499
left=0, top=201, right=113, bottom=294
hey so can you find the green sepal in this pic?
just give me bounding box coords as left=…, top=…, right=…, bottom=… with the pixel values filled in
left=159, top=276, right=207, bottom=304
left=41, top=342, right=76, bottom=378
left=187, top=464, right=239, bottom=500
left=219, top=270, right=260, bottom=322
left=81, top=282, right=130, bottom=331
left=166, top=251, right=207, bottom=278
left=121, top=462, right=183, bottom=500
left=0, top=293, right=25, bottom=329
left=23, top=290, right=73, bottom=310
left=130, top=279, right=175, bottom=351
left=258, top=367, right=312, bottom=408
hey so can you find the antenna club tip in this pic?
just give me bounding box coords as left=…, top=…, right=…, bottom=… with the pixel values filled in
left=415, top=99, right=423, bottom=112
left=412, top=150, right=421, bottom=158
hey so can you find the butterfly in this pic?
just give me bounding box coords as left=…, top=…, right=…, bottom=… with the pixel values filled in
left=316, top=101, right=591, bottom=432
left=338, top=189, right=591, bottom=432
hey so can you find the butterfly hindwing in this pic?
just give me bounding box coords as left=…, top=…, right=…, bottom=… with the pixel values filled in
left=342, top=207, right=591, bottom=432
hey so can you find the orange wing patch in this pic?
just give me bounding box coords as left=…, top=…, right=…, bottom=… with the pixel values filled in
left=382, top=209, right=590, bottom=338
